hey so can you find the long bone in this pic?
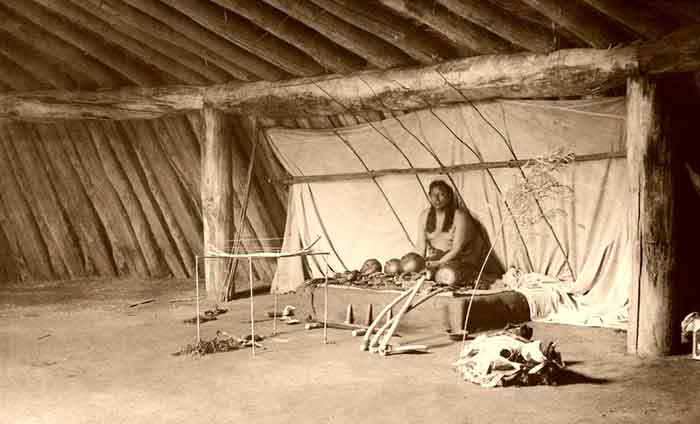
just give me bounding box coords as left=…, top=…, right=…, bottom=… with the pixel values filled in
left=360, top=288, right=414, bottom=351
left=369, top=277, right=426, bottom=353
left=369, top=285, right=448, bottom=353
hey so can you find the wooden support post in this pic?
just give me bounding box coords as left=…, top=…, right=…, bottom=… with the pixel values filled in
left=625, top=76, right=677, bottom=356
left=201, top=107, right=233, bottom=301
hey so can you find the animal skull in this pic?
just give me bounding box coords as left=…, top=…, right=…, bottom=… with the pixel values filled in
left=360, top=258, right=382, bottom=276
left=383, top=258, right=401, bottom=275
left=400, top=252, right=425, bottom=273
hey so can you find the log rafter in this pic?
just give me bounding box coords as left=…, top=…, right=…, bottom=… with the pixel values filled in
left=2, top=0, right=158, bottom=86
left=0, top=6, right=123, bottom=88
left=261, top=0, right=415, bottom=69
left=210, top=0, right=366, bottom=74
left=518, top=0, right=632, bottom=48
left=378, top=0, right=514, bottom=55
left=308, top=0, right=458, bottom=64
left=35, top=0, right=209, bottom=85
left=640, top=0, right=700, bottom=24
left=580, top=0, right=676, bottom=39
left=484, top=0, right=588, bottom=47
left=0, top=33, right=78, bottom=90
left=435, top=0, right=557, bottom=53
left=81, top=0, right=255, bottom=82
left=119, top=0, right=287, bottom=81
left=0, top=56, right=50, bottom=92
left=78, top=0, right=234, bottom=84
left=1, top=25, right=700, bottom=121
left=159, top=0, right=325, bottom=77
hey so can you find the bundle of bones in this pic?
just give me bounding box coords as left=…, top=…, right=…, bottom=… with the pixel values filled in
left=357, top=274, right=446, bottom=356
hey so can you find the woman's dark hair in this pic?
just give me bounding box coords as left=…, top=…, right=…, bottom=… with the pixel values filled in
left=426, top=180, right=456, bottom=233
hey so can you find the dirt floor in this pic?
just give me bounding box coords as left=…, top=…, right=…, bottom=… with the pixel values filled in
left=1, top=277, right=699, bottom=424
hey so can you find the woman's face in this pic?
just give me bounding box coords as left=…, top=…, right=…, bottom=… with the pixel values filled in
left=429, top=185, right=451, bottom=210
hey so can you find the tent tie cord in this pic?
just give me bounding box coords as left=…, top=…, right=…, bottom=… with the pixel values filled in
left=310, top=80, right=430, bottom=202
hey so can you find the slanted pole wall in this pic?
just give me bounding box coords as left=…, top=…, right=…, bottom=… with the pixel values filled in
left=625, top=76, right=677, bottom=356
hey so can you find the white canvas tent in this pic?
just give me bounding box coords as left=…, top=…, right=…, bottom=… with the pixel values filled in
left=268, top=98, right=629, bottom=328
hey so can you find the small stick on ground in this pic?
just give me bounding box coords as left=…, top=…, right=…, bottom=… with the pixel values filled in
left=128, top=299, right=155, bottom=308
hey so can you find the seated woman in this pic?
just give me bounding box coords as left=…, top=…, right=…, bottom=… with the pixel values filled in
left=415, top=180, right=489, bottom=286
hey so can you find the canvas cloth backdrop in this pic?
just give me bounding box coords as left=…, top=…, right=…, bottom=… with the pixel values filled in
left=267, top=98, right=629, bottom=328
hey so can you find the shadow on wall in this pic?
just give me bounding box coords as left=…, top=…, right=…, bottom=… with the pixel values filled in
left=473, top=215, right=506, bottom=277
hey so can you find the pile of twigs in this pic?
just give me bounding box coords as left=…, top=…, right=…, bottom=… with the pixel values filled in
left=173, top=331, right=260, bottom=356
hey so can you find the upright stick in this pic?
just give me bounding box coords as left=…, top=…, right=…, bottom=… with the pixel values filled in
left=460, top=221, right=506, bottom=357
left=195, top=255, right=200, bottom=344
left=249, top=257, right=255, bottom=356
left=273, top=292, right=278, bottom=336
left=324, top=259, right=329, bottom=344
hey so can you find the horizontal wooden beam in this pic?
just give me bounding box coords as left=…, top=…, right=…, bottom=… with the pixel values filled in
left=272, top=151, right=627, bottom=185
left=1, top=25, right=699, bottom=121
left=0, top=86, right=204, bottom=121
left=206, top=24, right=700, bottom=116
